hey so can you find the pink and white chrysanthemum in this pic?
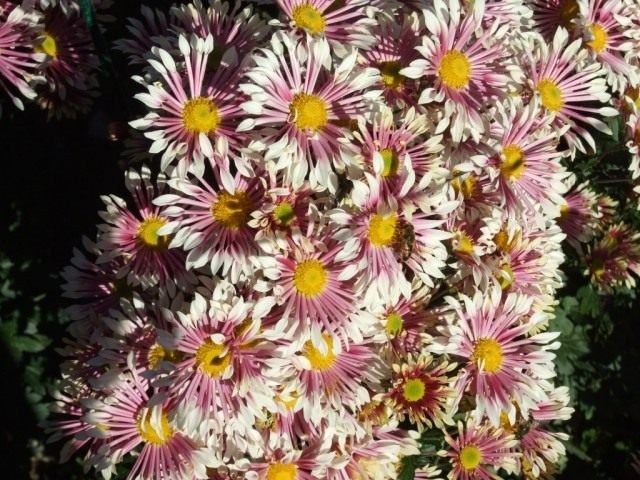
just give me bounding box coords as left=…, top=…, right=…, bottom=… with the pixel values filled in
left=164, top=292, right=278, bottom=424
left=401, top=0, right=510, bottom=142
left=440, top=419, right=518, bottom=480
left=626, top=106, right=640, bottom=181
left=96, top=166, right=195, bottom=291
left=61, top=236, right=135, bottom=321
left=0, top=5, right=43, bottom=112
left=524, top=28, right=618, bottom=155
left=130, top=34, right=247, bottom=177
left=520, top=425, right=569, bottom=478
left=385, top=354, right=456, bottom=430
left=342, top=106, right=443, bottom=202
left=262, top=229, right=362, bottom=342
left=558, top=177, right=601, bottom=250
left=239, top=33, right=380, bottom=187
left=86, top=373, right=204, bottom=480
left=486, top=99, right=568, bottom=217
left=359, top=13, right=422, bottom=107
left=172, top=0, right=267, bottom=57
left=33, top=4, right=100, bottom=119
left=438, top=287, right=560, bottom=425
left=248, top=441, right=333, bottom=479
left=154, top=171, right=263, bottom=282
left=275, top=0, right=377, bottom=52
left=577, top=0, right=640, bottom=92
left=272, top=331, right=382, bottom=424
left=531, top=0, right=582, bottom=39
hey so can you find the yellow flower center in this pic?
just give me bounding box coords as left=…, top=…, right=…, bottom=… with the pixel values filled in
left=137, top=217, right=170, bottom=249
left=385, top=312, right=404, bottom=337
left=267, top=462, right=299, bottom=480
left=274, top=201, right=295, bottom=226
left=471, top=338, right=504, bottom=373
left=500, top=144, right=526, bottom=180
left=402, top=378, right=426, bottom=402
left=275, top=392, right=300, bottom=410
left=136, top=410, right=173, bottom=445
left=211, top=191, right=252, bottom=229
left=459, top=445, right=483, bottom=471
left=537, top=79, right=564, bottom=112
left=293, top=259, right=328, bottom=297
left=195, top=340, right=232, bottom=377
left=37, top=32, right=58, bottom=58
left=379, top=148, right=399, bottom=177
left=303, top=334, right=336, bottom=371
left=378, top=61, right=404, bottom=89
left=290, top=93, right=328, bottom=131
left=587, top=24, right=608, bottom=53
left=493, top=228, right=519, bottom=252
left=496, top=262, right=514, bottom=291
left=452, top=175, right=477, bottom=200
left=558, top=0, right=579, bottom=29
left=454, top=231, right=475, bottom=255
left=368, top=213, right=398, bottom=248
left=291, top=3, right=326, bottom=34
left=182, top=97, right=220, bottom=134
left=438, top=50, right=472, bottom=90
left=147, top=343, right=183, bottom=369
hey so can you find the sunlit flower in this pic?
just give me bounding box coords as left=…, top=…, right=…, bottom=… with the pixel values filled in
left=239, top=32, right=380, bottom=187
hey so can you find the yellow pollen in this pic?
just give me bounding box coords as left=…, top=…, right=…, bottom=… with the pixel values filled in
left=587, top=24, right=608, bottom=53
left=195, top=340, right=232, bottom=377
left=537, top=79, right=564, bottom=112
left=459, top=445, right=483, bottom=471
left=378, top=61, right=404, bottom=90
left=452, top=175, right=477, bottom=200
left=211, top=190, right=252, bottom=229
left=471, top=338, right=504, bottom=373
left=137, top=217, right=170, bottom=249
left=182, top=97, right=220, bottom=134
left=293, top=259, right=328, bottom=297
left=37, top=32, right=58, bottom=58
left=385, top=312, right=404, bottom=337
left=274, top=201, right=295, bottom=226
left=368, top=214, right=398, bottom=248
left=303, top=334, right=336, bottom=371
left=559, top=202, right=569, bottom=219
left=136, top=410, right=173, bottom=445
left=558, top=0, right=579, bottom=29
left=290, top=93, right=328, bottom=131
left=291, top=3, right=326, bottom=34
left=438, top=50, right=472, bottom=90
left=500, top=144, right=526, bottom=180
left=494, top=228, right=519, bottom=252
left=147, top=343, right=183, bottom=369
left=402, top=378, right=426, bottom=402
left=267, top=462, right=299, bottom=480
left=454, top=231, right=475, bottom=255
left=275, top=392, right=300, bottom=411
left=379, top=148, right=399, bottom=177
left=496, top=262, right=515, bottom=291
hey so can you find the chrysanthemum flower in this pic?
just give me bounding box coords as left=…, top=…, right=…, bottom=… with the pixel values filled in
left=61, top=236, right=135, bottom=321
left=577, top=0, right=640, bottom=92
left=359, top=14, right=422, bottom=107
left=263, top=229, right=361, bottom=341
left=585, top=221, right=640, bottom=291
left=386, top=354, right=456, bottom=430
left=342, top=106, right=442, bottom=202
left=96, top=166, right=196, bottom=291
left=520, top=425, right=568, bottom=479
left=165, top=291, right=277, bottom=423
left=130, top=34, right=247, bottom=177
left=86, top=373, right=202, bottom=480
left=239, top=32, right=380, bottom=187
left=626, top=106, right=640, bottom=181
left=172, top=0, right=267, bottom=58
left=114, top=5, right=172, bottom=66
left=531, top=0, right=581, bottom=39
left=248, top=441, right=333, bottom=479
left=400, top=0, right=510, bottom=142
left=440, top=419, right=518, bottom=479
left=33, top=4, right=100, bottom=118
left=487, top=99, right=568, bottom=217
left=439, top=287, right=560, bottom=425
left=0, top=5, right=43, bottom=112
left=524, top=28, right=618, bottom=154
left=275, top=0, right=377, bottom=52
left=558, top=177, right=600, bottom=250
left=153, top=171, right=263, bottom=282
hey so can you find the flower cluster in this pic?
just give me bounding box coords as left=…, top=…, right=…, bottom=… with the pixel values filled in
left=47, top=0, right=640, bottom=479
